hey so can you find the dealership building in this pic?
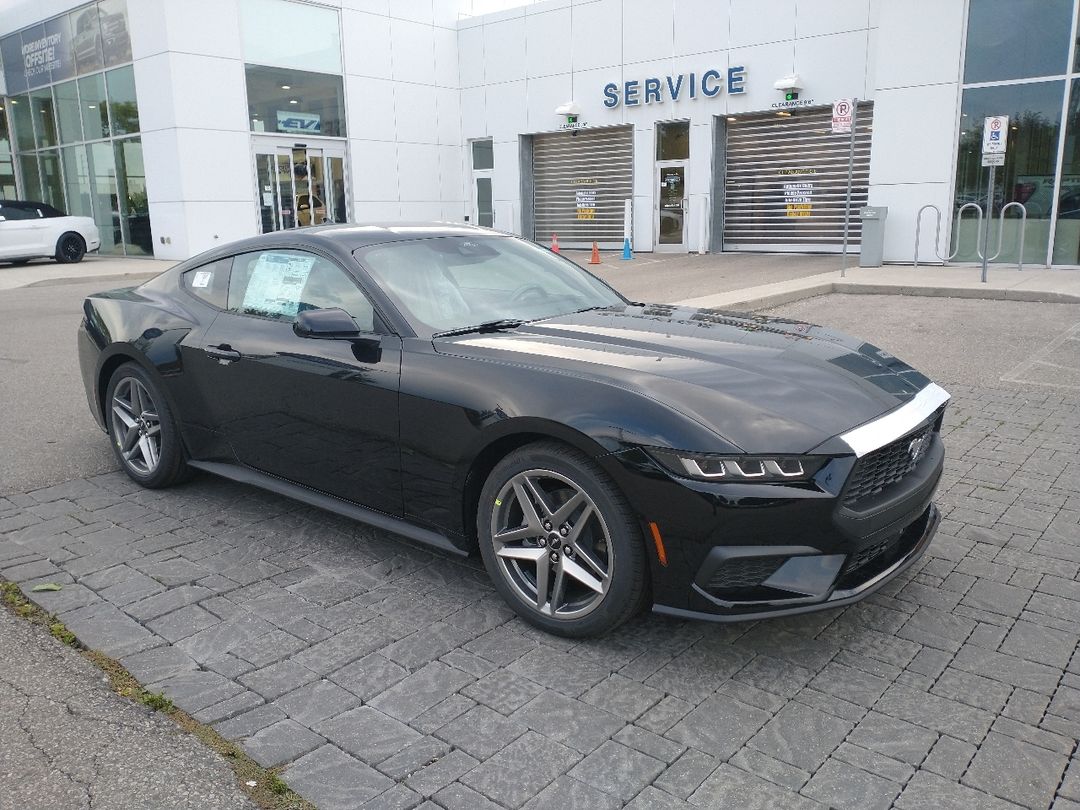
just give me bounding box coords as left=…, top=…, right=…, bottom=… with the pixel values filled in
left=1, top=0, right=1078, bottom=267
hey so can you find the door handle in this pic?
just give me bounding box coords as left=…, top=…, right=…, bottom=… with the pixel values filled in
left=206, top=344, right=242, bottom=361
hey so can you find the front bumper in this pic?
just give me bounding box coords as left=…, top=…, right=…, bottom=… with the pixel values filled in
left=652, top=503, right=939, bottom=623
left=599, top=410, right=947, bottom=623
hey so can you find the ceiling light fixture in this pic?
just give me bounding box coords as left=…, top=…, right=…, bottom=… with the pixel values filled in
left=289, top=99, right=299, bottom=104
left=281, top=85, right=291, bottom=90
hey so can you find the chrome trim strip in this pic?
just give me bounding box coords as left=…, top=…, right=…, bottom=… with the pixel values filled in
left=839, top=383, right=951, bottom=458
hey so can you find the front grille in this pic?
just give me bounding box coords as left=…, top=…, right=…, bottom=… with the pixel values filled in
left=706, top=557, right=785, bottom=592
left=842, top=422, right=935, bottom=508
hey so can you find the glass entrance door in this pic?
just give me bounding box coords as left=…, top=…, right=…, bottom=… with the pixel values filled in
left=656, top=163, right=687, bottom=251
left=254, top=141, right=347, bottom=233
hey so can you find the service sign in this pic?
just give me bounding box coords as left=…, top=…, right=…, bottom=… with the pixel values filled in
left=982, top=115, right=1008, bottom=155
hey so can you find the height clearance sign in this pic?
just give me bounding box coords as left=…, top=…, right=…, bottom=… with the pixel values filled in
left=982, top=115, right=1008, bottom=166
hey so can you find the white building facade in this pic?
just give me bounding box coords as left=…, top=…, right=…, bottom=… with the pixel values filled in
left=1, top=0, right=1076, bottom=267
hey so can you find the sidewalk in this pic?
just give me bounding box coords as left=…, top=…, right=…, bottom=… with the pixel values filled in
left=0, top=255, right=173, bottom=291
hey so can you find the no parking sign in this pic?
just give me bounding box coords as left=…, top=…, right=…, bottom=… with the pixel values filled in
left=982, top=115, right=1008, bottom=165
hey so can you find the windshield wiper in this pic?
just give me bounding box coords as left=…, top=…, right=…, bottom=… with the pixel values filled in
left=432, top=319, right=526, bottom=338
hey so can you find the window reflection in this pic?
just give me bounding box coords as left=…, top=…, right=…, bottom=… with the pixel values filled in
left=964, top=0, right=1071, bottom=83
left=245, top=64, right=346, bottom=137
left=1052, top=80, right=1080, bottom=264
left=952, top=81, right=1063, bottom=265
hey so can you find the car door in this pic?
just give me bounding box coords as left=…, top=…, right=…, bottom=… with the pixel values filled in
left=0, top=205, right=48, bottom=258
left=195, top=247, right=404, bottom=516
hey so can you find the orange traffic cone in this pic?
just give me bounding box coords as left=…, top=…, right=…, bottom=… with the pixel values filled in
left=589, top=242, right=601, bottom=264
left=551, top=232, right=560, bottom=253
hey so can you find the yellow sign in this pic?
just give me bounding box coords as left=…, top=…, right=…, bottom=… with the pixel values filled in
left=576, top=209, right=596, bottom=220
left=786, top=204, right=812, bottom=217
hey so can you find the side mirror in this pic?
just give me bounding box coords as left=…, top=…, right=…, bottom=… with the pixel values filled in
left=293, top=307, right=363, bottom=339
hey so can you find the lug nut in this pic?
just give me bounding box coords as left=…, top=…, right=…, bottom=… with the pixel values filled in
left=538, top=537, right=547, bottom=547
left=543, top=521, right=552, bottom=531
left=560, top=526, right=568, bottom=536
left=549, top=551, right=559, bottom=562
left=564, top=546, right=573, bottom=556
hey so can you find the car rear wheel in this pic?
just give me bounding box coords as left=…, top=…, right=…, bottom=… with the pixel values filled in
left=478, top=442, right=647, bottom=637
left=55, top=232, right=86, bottom=264
left=105, top=363, right=189, bottom=488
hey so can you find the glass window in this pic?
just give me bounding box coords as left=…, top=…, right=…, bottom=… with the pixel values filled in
left=18, top=153, right=43, bottom=202
left=472, top=139, right=493, bottom=170
left=70, top=4, right=104, bottom=75
left=0, top=33, right=29, bottom=96
left=964, top=0, right=1071, bottom=83
left=229, top=250, right=375, bottom=330
left=88, top=140, right=121, bottom=254
left=0, top=104, right=15, bottom=198
left=475, top=177, right=493, bottom=227
left=9, top=95, right=37, bottom=152
left=183, top=258, right=232, bottom=309
left=0, top=204, right=39, bottom=221
left=952, top=81, right=1064, bottom=265
left=115, top=137, right=152, bottom=255
left=38, top=150, right=65, bottom=211
left=1052, top=79, right=1080, bottom=264
left=54, top=80, right=84, bottom=144
left=98, top=0, right=132, bottom=67
left=245, top=64, right=346, bottom=137
left=62, top=145, right=93, bottom=217
left=29, top=88, right=59, bottom=149
left=79, top=72, right=110, bottom=140
left=106, top=65, right=139, bottom=135
left=43, top=14, right=76, bottom=84
left=240, top=0, right=342, bottom=74
left=656, top=120, right=690, bottom=161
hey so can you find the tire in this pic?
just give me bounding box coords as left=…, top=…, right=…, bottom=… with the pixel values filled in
left=105, top=363, right=190, bottom=488
left=55, top=232, right=86, bottom=264
left=477, top=441, right=647, bottom=637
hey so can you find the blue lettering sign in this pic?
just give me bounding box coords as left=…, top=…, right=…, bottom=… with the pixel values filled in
left=728, top=65, right=746, bottom=94
left=701, top=69, right=722, bottom=97
left=666, top=75, right=683, bottom=101
left=644, top=77, right=662, bottom=103
left=602, top=69, right=747, bottom=108
left=603, top=82, right=619, bottom=108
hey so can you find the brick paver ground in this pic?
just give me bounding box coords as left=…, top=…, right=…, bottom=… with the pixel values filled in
left=2, top=382, right=1078, bottom=810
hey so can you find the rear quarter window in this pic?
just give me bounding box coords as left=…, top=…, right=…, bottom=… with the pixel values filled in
left=181, top=258, right=231, bottom=309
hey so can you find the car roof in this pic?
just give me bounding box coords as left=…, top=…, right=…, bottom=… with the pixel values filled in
left=211, top=222, right=505, bottom=254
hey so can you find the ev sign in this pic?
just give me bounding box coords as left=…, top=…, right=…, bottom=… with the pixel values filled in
left=982, top=115, right=1008, bottom=166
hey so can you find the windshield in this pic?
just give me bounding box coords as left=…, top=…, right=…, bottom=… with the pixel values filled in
left=354, top=236, right=625, bottom=336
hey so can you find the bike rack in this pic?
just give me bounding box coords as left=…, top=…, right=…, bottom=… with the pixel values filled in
left=981, top=201, right=1027, bottom=271
left=914, top=203, right=983, bottom=266
left=914, top=200, right=1028, bottom=270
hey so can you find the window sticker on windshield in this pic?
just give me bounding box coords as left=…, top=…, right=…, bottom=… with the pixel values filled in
left=242, top=253, right=315, bottom=317
left=191, top=271, right=212, bottom=288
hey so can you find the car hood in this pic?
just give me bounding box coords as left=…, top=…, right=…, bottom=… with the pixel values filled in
left=434, top=304, right=933, bottom=454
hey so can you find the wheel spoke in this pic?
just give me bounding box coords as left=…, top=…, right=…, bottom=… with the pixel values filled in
left=495, top=545, right=546, bottom=562
left=561, top=555, right=605, bottom=594
left=533, top=553, right=551, bottom=610
left=145, top=423, right=161, bottom=437
left=112, top=401, right=136, bottom=429
left=139, top=435, right=158, bottom=469
left=130, top=381, right=144, bottom=416
left=121, top=426, right=141, bottom=452
left=512, top=479, right=547, bottom=529
left=547, top=565, right=567, bottom=614
left=520, top=475, right=554, bottom=519
left=549, top=490, right=585, bottom=527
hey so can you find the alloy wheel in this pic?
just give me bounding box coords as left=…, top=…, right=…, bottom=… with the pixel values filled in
left=61, top=235, right=83, bottom=262
left=489, top=468, right=613, bottom=620
left=111, top=377, right=162, bottom=475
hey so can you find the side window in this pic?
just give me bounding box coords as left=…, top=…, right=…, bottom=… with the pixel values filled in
left=0, top=206, right=37, bottom=221
left=228, top=249, right=376, bottom=331
left=181, top=258, right=232, bottom=309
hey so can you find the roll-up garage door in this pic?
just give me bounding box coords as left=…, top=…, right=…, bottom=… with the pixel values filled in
left=532, top=125, right=633, bottom=249
left=722, top=103, right=873, bottom=252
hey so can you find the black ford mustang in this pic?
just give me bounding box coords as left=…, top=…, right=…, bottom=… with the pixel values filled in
left=78, top=224, right=948, bottom=637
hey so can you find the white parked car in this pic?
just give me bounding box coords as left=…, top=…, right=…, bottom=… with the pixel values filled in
left=0, top=200, right=101, bottom=264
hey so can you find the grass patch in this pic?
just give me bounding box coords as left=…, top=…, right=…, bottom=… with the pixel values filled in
left=1, top=578, right=315, bottom=810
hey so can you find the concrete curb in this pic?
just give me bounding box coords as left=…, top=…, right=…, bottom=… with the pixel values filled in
left=679, top=279, right=1080, bottom=311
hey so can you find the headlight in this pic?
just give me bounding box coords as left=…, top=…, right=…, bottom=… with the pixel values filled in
left=649, top=450, right=828, bottom=483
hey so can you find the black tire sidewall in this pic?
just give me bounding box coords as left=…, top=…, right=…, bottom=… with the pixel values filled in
left=104, top=362, right=186, bottom=488
left=56, top=233, right=85, bottom=264
left=477, top=443, right=646, bottom=637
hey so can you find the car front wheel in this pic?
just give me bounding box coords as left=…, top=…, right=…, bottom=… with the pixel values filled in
left=478, top=442, right=647, bottom=637
left=105, top=363, right=189, bottom=488
left=55, top=232, right=86, bottom=263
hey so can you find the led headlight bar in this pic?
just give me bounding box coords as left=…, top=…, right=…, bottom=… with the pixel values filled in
left=649, top=450, right=827, bottom=483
